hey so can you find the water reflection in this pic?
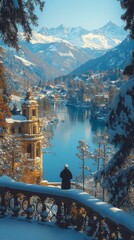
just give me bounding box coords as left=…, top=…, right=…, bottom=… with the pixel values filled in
left=43, top=103, right=105, bottom=182
left=67, top=107, right=90, bottom=123
left=89, top=118, right=105, bottom=132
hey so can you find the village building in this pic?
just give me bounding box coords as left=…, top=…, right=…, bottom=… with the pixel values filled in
left=6, top=89, right=44, bottom=184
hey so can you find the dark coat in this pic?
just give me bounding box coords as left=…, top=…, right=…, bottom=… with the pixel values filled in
left=60, top=168, right=72, bottom=189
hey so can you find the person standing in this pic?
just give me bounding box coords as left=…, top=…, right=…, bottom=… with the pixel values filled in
left=60, top=164, right=72, bottom=189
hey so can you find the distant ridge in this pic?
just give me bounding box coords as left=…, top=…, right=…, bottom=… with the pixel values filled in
left=38, top=21, right=127, bottom=50
left=68, top=38, right=134, bottom=76
left=0, top=22, right=128, bottom=89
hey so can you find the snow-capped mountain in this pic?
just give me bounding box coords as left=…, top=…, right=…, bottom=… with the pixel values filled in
left=69, top=38, right=134, bottom=76
left=38, top=21, right=127, bottom=50
left=19, top=31, right=70, bottom=45
left=92, top=21, right=127, bottom=41
left=24, top=40, right=91, bottom=75
left=38, top=25, right=89, bottom=49
left=1, top=22, right=128, bottom=88
left=1, top=38, right=93, bottom=89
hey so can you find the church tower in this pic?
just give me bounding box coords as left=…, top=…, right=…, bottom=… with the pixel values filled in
left=6, top=89, right=44, bottom=184
left=21, top=89, right=44, bottom=183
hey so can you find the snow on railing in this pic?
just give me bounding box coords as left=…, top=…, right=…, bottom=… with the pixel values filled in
left=0, top=176, right=134, bottom=240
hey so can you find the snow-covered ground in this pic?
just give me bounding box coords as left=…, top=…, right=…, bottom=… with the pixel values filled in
left=0, top=217, right=89, bottom=240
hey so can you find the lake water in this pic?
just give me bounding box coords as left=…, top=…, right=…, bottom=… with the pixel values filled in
left=43, top=102, right=104, bottom=182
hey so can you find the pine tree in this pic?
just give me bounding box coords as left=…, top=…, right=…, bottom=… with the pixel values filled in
left=0, top=135, right=28, bottom=182
left=96, top=66, right=134, bottom=212
left=0, top=0, right=45, bottom=127
left=0, top=0, right=45, bottom=50
left=0, top=1, right=45, bottom=182
left=0, top=134, right=42, bottom=183
left=76, top=140, right=91, bottom=191
left=118, top=0, right=134, bottom=38
left=94, top=0, right=134, bottom=212
left=0, top=50, right=11, bottom=133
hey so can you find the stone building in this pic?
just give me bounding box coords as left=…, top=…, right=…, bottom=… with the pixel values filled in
left=6, top=89, right=44, bottom=184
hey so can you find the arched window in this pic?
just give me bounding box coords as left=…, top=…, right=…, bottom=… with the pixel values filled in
left=32, top=109, right=36, bottom=116
left=11, top=127, right=15, bottom=134
left=31, top=125, right=36, bottom=134
left=36, top=143, right=40, bottom=157
left=18, top=126, right=22, bottom=134
left=33, top=126, right=36, bottom=134
left=27, top=144, right=32, bottom=158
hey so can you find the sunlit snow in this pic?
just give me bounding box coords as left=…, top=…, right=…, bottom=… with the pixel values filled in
left=82, top=33, right=121, bottom=49
left=14, top=55, right=35, bottom=66
left=20, top=32, right=70, bottom=45
left=58, top=51, right=75, bottom=58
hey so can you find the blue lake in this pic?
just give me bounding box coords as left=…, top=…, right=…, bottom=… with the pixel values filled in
left=43, top=102, right=104, bottom=182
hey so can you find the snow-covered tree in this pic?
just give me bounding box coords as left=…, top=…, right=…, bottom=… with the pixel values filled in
left=0, top=50, right=11, bottom=133
left=96, top=67, right=134, bottom=211
left=92, top=131, right=114, bottom=200
left=0, top=135, right=28, bottom=182
left=93, top=131, right=114, bottom=169
left=94, top=1, right=134, bottom=211
left=0, top=134, right=43, bottom=183
left=76, top=140, right=92, bottom=191
left=0, top=0, right=45, bottom=183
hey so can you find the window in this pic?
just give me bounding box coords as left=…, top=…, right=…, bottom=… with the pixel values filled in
left=18, top=126, right=22, bottom=134
left=33, top=126, right=36, bottom=134
left=31, top=125, right=36, bottom=134
left=32, top=109, right=36, bottom=116
left=36, top=143, right=40, bottom=157
left=27, top=144, right=32, bottom=158
left=11, top=127, right=15, bottom=134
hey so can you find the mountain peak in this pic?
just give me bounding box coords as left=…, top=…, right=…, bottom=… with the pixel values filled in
left=57, top=24, right=66, bottom=30
left=100, top=21, right=119, bottom=31
left=96, top=21, right=126, bottom=41
left=38, top=26, right=48, bottom=35
left=35, top=22, right=127, bottom=50
left=106, top=21, right=118, bottom=27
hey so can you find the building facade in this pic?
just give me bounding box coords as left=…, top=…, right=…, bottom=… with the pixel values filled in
left=6, top=90, right=44, bottom=184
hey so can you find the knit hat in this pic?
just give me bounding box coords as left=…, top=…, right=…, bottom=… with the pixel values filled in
left=65, top=164, right=68, bottom=168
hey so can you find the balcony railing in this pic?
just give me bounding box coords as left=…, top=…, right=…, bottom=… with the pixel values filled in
left=0, top=176, right=134, bottom=240
left=15, top=133, right=44, bottom=140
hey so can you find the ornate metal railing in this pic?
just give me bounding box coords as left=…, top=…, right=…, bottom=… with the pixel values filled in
left=0, top=176, right=134, bottom=240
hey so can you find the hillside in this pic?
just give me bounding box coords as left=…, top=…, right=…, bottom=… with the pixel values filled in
left=69, top=38, right=134, bottom=76
left=0, top=22, right=128, bottom=89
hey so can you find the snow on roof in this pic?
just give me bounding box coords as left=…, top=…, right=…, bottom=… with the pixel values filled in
left=6, top=115, right=27, bottom=123
left=0, top=176, right=134, bottom=232
left=12, top=115, right=27, bottom=121
left=11, top=95, right=23, bottom=101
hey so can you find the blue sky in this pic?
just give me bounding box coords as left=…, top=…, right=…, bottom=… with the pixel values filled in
left=35, top=0, right=124, bottom=30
